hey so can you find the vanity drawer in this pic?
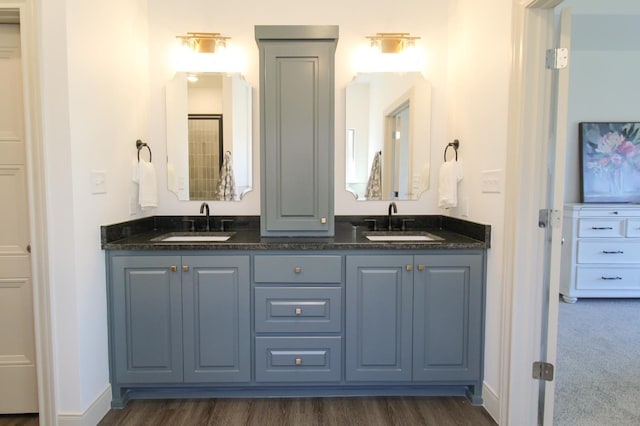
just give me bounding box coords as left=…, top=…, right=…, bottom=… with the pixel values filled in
left=255, top=287, right=342, bottom=333
left=254, top=255, right=342, bottom=283
left=255, top=336, right=341, bottom=382
left=576, top=267, right=640, bottom=290
left=578, top=219, right=624, bottom=238
left=577, top=240, right=640, bottom=263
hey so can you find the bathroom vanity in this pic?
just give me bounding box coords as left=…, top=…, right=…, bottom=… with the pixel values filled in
left=102, top=215, right=490, bottom=408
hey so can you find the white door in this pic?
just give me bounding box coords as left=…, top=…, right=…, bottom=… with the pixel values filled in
left=539, top=7, right=572, bottom=425
left=0, top=22, right=38, bottom=414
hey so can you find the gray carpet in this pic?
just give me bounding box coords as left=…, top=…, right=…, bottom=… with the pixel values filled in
left=554, top=298, right=640, bottom=425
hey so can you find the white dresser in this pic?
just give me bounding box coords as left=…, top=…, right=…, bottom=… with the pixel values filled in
left=561, top=203, right=640, bottom=303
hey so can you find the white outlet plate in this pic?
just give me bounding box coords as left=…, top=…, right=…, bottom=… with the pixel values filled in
left=91, top=171, right=107, bottom=194
left=481, top=169, right=502, bottom=193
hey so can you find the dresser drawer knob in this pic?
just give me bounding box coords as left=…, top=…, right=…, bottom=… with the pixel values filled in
left=417, top=264, right=425, bottom=271
left=170, top=265, right=177, bottom=272
left=182, top=265, right=190, bottom=272
left=602, top=250, right=624, bottom=254
left=295, top=358, right=302, bottom=365
left=294, top=267, right=302, bottom=273
left=295, top=307, right=302, bottom=315
left=406, top=264, right=413, bottom=272
left=601, top=276, right=623, bottom=280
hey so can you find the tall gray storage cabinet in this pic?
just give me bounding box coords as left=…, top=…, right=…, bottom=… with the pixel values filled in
left=255, top=26, right=338, bottom=237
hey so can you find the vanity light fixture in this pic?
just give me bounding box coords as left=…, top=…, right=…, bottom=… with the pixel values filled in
left=366, top=32, right=420, bottom=54
left=176, top=32, right=230, bottom=54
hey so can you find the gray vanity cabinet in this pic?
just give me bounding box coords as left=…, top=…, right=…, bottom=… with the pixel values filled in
left=181, top=256, right=250, bottom=382
left=255, top=26, right=338, bottom=237
left=345, top=255, right=414, bottom=381
left=412, top=254, right=484, bottom=382
left=109, top=254, right=250, bottom=400
left=111, top=256, right=183, bottom=384
left=345, top=253, right=484, bottom=393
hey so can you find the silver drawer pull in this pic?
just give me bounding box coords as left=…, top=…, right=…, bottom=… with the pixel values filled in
left=601, top=276, right=623, bottom=280
left=295, top=358, right=302, bottom=365
left=602, top=250, right=624, bottom=254
left=294, top=267, right=302, bottom=273
left=591, top=227, right=613, bottom=230
left=295, top=307, right=302, bottom=315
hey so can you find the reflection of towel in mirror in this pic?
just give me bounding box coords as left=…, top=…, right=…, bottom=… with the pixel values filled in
left=364, top=151, right=382, bottom=200
left=216, top=151, right=236, bottom=201
left=438, top=160, right=463, bottom=208
left=138, top=158, right=158, bottom=209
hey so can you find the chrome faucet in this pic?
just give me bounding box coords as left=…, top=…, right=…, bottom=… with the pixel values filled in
left=388, top=202, right=397, bottom=231
left=200, top=202, right=210, bottom=231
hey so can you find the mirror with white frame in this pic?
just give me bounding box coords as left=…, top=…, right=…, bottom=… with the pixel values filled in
left=165, top=71, right=252, bottom=201
left=345, top=72, right=431, bottom=201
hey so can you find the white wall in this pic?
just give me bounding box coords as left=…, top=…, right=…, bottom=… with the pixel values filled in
left=40, top=0, right=149, bottom=416
left=446, top=0, right=512, bottom=417
left=561, top=0, right=640, bottom=202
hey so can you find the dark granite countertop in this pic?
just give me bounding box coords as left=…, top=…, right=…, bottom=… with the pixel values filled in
left=101, top=215, right=490, bottom=251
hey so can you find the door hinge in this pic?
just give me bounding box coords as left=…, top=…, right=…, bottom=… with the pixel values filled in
left=538, top=209, right=561, bottom=229
left=532, top=361, right=554, bottom=381
left=546, top=48, right=568, bottom=69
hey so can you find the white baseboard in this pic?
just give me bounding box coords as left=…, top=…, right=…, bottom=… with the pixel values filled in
left=483, top=382, right=501, bottom=424
left=57, top=385, right=112, bottom=426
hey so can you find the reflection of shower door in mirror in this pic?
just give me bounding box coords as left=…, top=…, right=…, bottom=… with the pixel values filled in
left=385, top=103, right=411, bottom=199
left=188, top=114, right=223, bottom=200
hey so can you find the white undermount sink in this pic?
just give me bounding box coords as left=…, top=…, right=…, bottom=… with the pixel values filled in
left=363, top=232, right=443, bottom=242
left=153, top=232, right=235, bottom=243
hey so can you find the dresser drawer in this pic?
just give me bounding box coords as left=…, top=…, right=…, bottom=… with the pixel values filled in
left=577, top=241, right=640, bottom=263
left=578, top=208, right=640, bottom=218
left=255, top=337, right=341, bottom=382
left=578, top=219, right=624, bottom=238
left=254, top=255, right=342, bottom=283
left=626, top=219, right=640, bottom=237
left=255, top=287, right=342, bottom=333
left=576, top=267, right=640, bottom=290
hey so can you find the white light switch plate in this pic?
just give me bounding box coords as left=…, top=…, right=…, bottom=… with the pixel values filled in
left=481, top=169, right=503, bottom=193
left=91, top=171, right=107, bottom=194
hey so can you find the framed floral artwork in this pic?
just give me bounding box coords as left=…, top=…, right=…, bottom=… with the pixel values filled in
left=579, top=122, right=640, bottom=203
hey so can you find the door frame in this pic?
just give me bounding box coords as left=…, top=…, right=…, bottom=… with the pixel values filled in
left=503, top=0, right=564, bottom=424
left=1, top=1, right=55, bottom=424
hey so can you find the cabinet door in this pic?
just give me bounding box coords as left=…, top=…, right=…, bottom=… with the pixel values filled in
left=412, top=254, right=483, bottom=381
left=111, top=256, right=183, bottom=383
left=346, top=255, right=413, bottom=381
left=258, top=30, right=336, bottom=236
left=182, top=256, right=250, bottom=382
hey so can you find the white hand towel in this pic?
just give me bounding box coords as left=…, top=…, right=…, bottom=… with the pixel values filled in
left=131, top=157, right=139, bottom=183
left=438, top=160, right=463, bottom=209
left=138, top=158, right=158, bottom=209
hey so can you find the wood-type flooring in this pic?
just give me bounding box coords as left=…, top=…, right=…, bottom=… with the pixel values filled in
left=0, top=396, right=497, bottom=426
